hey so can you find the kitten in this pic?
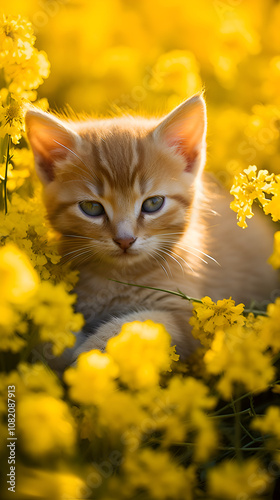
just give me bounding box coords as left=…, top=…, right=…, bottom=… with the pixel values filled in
left=25, top=94, right=279, bottom=368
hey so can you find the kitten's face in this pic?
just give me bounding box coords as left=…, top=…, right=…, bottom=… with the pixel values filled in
left=26, top=95, right=206, bottom=271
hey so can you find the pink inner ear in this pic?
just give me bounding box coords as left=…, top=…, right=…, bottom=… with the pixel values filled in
left=167, top=137, right=198, bottom=172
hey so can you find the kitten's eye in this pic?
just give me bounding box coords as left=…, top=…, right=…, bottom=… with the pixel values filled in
left=142, top=196, right=165, bottom=214
left=79, top=201, right=105, bottom=217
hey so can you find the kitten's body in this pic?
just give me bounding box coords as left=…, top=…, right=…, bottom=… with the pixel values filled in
left=25, top=95, right=279, bottom=368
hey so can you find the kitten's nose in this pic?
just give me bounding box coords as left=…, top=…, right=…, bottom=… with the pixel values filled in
left=113, top=236, right=137, bottom=251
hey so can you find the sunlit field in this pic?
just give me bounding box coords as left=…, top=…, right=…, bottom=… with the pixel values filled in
left=1, top=1, right=280, bottom=499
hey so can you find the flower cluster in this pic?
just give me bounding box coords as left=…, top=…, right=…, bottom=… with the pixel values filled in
left=0, top=243, right=83, bottom=355
left=0, top=14, right=50, bottom=100
left=230, top=165, right=280, bottom=267
left=189, top=296, right=245, bottom=347
left=0, top=14, right=50, bottom=221
left=230, top=165, right=280, bottom=228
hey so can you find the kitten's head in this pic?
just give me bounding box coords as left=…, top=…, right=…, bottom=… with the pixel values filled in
left=25, top=94, right=206, bottom=272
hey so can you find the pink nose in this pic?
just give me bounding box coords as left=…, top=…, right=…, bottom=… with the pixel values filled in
left=113, top=237, right=137, bottom=251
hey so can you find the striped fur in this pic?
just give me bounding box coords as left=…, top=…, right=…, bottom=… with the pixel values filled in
left=25, top=95, right=279, bottom=370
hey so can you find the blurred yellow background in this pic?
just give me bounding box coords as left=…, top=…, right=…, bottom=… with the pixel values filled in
left=2, top=0, right=280, bottom=185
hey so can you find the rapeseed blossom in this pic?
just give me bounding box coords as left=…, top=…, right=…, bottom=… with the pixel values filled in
left=204, top=325, right=276, bottom=399
left=0, top=90, right=25, bottom=144
left=207, top=459, right=270, bottom=499
left=252, top=406, right=280, bottom=459
left=230, top=165, right=273, bottom=228
left=0, top=15, right=34, bottom=65
left=106, top=320, right=179, bottom=389
left=258, top=298, right=280, bottom=354
left=15, top=467, right=86, bottom=500
left=162, top=376, right=217, bottom=460
left=64, top=350, right=119, bottom=405
left=0, top=242, right=38, bottom=303
left=17, top=394, right=76, bottom=458
left=0, top=243, right=83, bottom=355
left=27, top=281, right=84, bottom=356
left=189, top=296, right=245, bottom=347
left=230, top=165, right=280, bottom=230
left=111, top=449, right=196, bottom=500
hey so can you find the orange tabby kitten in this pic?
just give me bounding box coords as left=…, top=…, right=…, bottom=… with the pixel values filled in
left=25, top=94, right=279, bottom=369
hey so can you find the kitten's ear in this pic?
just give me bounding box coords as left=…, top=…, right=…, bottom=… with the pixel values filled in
left=25, top=109, right=80, bottom=184
left=153, top=93, right=207, bottom=176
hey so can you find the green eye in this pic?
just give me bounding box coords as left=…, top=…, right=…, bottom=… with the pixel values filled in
left=79, top=201, right=105, bottom=217
left=141, top=196, right=165, bottom=214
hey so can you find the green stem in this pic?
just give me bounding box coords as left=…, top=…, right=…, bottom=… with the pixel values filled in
left=19, top=326, right=40, bottom=363
left=232, top=395, right=242, bottom=461
left=243, top=307, right=267, bottom=316
left=109, top=280, right=269, bottom=315
left=239, top=421, right=255, bottom=441
left=249, top=394, right=257, bottom=417
left=109, top=280, right=205, bottom=304
left=149, top=439, right=273, bottom=452
left=210, top=408, right=252, bottom=419
left=3, top=135, right=11, bottom=215
left=212, top=380, right=280, bottom=416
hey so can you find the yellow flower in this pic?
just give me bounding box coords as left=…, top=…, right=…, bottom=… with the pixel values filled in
left=252, top=406, right=280, bottom=459
left=252, top=406, right=280, bottom=438
left=0, top=370, right=22, bottom=414
left=263, top=175, right=280, bottom=222
left=0, top=303, right=27, bottom=352
left=0, top=243, right=38, bottom=304
left=189, top=296, right=245, bottom=347
left=64, top=350, right=119, bottom=405
left=0, top=92, right=25, bottom=144
left=106, top=320, right=179, bottom=389
left=27, top=281, right=84, bottom=356
left=0, top=14, right=35, bottom=66
left=17, top=362, right=64, bottom=399
left=17, top=394, right=76, bottom=458
left=88, top=390, right=147, bottom=442
left=7, top=49, right=50, bottom=96
left=110, top=449, right=196, bottom=500
left=16, top=466, right=86, bottom=500
left=230, top=165, right=273, bottom=228
left=204, top=326, right=275, bottom=399
left=258, top=298, right=280, bottom=354
left=269, top=231, right=280, bottom=269
left=163, top=376, right=217, bottom=460
left=207, top=458, right=270, bottom=498
left=0, top=192, right=79, bottom=287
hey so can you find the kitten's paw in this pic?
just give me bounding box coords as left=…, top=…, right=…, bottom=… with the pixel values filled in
left=73, top=318, right=122, bottom=359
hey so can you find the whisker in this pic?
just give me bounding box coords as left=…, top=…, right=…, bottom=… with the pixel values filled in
left=61, top=249, right=93, bottom=265
left=159, top=244, right=195, bottom=274
left=158, top=237, right=219, bottom=266
left=63, top=234, right=95, bottom=241
left=157, top=232, right=185, bottom=237
left=147, top=251, right=169, bottom=278
left=158, top=248, right=185, bottom=274
left=62, top=245, right=93, bottom=258
left=175, top=245, right=208, bottom=265
left=152, top=249, right=172, bottom=277
left=53, top=140, right=98, bottom=184
left=53, top=141, right=89, bottom=170
left=184, top=245, right=220, bottom=266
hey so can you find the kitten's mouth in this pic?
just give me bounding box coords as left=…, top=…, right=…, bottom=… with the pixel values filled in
left=111, top=247, right=140, bottom=259
left=119, top=250, right=138, bottom=257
